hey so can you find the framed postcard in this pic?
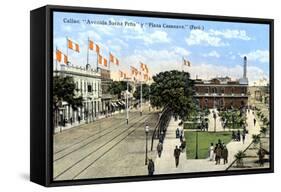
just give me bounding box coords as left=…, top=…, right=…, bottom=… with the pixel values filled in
left=30, top=5, right=274, bottom=187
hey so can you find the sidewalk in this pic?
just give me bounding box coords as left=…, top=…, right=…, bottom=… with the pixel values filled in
left=154, top=109, right=261, bottom=174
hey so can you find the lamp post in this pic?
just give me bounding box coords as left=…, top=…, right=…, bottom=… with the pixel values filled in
left=59, top=109, right=63, bottom=133
left=145, top=123, right=149, bottom=165
left=195, top=126, right=199, bottom=159
left=126, top=80, right=129, bottom=124
left=213, top=111, right=217, bottom=132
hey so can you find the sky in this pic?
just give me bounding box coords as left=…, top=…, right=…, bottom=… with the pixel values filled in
left=53, top=11, right=270, bottom=85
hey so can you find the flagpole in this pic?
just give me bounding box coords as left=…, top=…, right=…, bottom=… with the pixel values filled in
left=96, top=53, right=99, bottom=72
left=66, top=37, right=69, bottom=65
left=108, top=52, right=111, bottom=72
left=55, top=46, right=58, bottom=72
left=87, top=37, right=89, bottom=65
left=126, top=79, right=129, bottom=124
left=140, top=63, right=143, bottom=116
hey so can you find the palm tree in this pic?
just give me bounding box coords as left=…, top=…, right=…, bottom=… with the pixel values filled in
left=260, top=127, right=268, bottom=137
left=235, top=150, right=246, bottom=168
left=252, top=134, right=261, bottom=148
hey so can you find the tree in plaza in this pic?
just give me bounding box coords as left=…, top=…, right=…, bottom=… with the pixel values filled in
left=108, top=81, right=132, bottom=99
left=133, top=84, right=150, bottom=100
left=53, top=76, right=83, bottom=130
left=53, top=76, right=83, bottom=110
left=150, top=70, right=196, bottom=121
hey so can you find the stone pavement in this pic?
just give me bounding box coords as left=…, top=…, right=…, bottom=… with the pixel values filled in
left=154, top=109, right=261, bottom=174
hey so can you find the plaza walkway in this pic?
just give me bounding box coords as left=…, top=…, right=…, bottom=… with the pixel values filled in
left=154, top=109, right=261, bottom=174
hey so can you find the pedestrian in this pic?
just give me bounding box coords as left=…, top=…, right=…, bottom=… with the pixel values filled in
left=257, top=149, right=265, bottom=167
left=174, top=146, right=181, bottom=167
left=242, top=132, right=246, bottom=144
left=179, top=129, right=184, bottom=142
left=157, top=142, right=163, bottom=157
left=179, top=139, right=186, bottom=152
left=206, top=121, right=209, bottom=132
left=159, top=131, right=164, bottom=143
left=148, top=159, right=155, bottom=175
left=215, top=144, right=222, bottom=165
left=254, top=118, right=256, bottom=127
left=209, top=143, right=214, bottom=161
left=78, top=115, right=81, bottom=124
left=176, top=128, right=180, bottom=138
left=237, top=130, right=241, bottom=141
left=222, top=146, right=228, bottom=164
left=232, top=131, right=236, bottom=140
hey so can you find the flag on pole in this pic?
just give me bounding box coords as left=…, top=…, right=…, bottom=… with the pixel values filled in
left=140, top=62, right=149, bottom=74
left=183, top=58, right=191, bottom=67
left=56, top=49, right=68, bottom=64
left=119, top=70, right=127, bottom=79
left=67, top=39, right=80, bottom=52
left=98, top=54, right=108, bottom=67
left=89, top=40, right=100, bottom=53
left=109, top=52, right=119, bottom=65
left=130, top=66, right=138, bottom=76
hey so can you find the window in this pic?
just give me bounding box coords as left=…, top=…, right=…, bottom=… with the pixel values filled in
left=205, top=87, right=209, bottom=94
left=87, top=84, right=92, bottom=92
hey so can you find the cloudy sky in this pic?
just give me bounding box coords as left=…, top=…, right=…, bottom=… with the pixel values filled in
left=53, top=11, right=270, bottom=85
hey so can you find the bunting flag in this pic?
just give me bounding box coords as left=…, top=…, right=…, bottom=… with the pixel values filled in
left=119, top=70, right=126, bottom=79
left=109, top=52, right=119, bottom=65
left=183, top=58, right=191, bottom=67
left=89, top=40, right=100, bottom=53
left=56, top=49, right=68, bottom=64
left=98, top=54, right=108, bottom=67
left=140, top=62, right=149, bottom=74
left=130, top=66, right=139, bottom=76
left=67, top=38, right=80, bottom=52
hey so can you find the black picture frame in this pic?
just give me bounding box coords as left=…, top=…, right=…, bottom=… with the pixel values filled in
left=30, top=5, right=274, bottom=187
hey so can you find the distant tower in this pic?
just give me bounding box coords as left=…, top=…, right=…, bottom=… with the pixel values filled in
left=243, top=56, right=247, bottom=79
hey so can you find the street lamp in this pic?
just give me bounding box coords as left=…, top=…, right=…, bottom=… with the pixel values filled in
left=59, top=109, right=63, bottom=133
left=195, top=124, right=199, bottom=159
left=213, top=111, right=217, bottom=132
left=145, top=123, right=149, bottom=165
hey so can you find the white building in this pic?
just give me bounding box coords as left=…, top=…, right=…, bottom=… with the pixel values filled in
left=54, top=64, right=102, bottom=132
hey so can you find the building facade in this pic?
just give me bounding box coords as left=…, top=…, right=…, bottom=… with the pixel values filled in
left=194, top=57, right=249, bottom=109
left=54, top=64, right=102, bottom=132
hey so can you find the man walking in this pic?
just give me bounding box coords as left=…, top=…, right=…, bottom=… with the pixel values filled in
left=174, top=146, right=181, bottom=167
left=157, top=142, right=163, bottom=157
left=222, top=146, right=228, bottom=164
left=148, top=159, right=155, bottom=176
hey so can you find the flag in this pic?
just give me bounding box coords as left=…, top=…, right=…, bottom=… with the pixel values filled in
left=67, top=39, right=80, bottom=52
left=89, top=40, right=100, bottom=53
left=119, top=70, right=127, bottom=79
left=183, top=58, right=191, bottom=67
left=109, top=52, right=119, bottom=65
left=98, top=54, right=108, bottom=67
left=56, top=49, right=68, bottom=64
left=140, top=62, right=149, bottom=74
left=130, top=66, right=138, bottom=76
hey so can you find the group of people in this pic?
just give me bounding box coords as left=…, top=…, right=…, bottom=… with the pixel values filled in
left=209, top=140, right=229, bottom=165
left=232, top=129, right=247, bottom=144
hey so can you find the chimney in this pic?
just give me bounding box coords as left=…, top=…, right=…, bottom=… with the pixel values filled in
left=243, top=56, right=247, bottom=79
